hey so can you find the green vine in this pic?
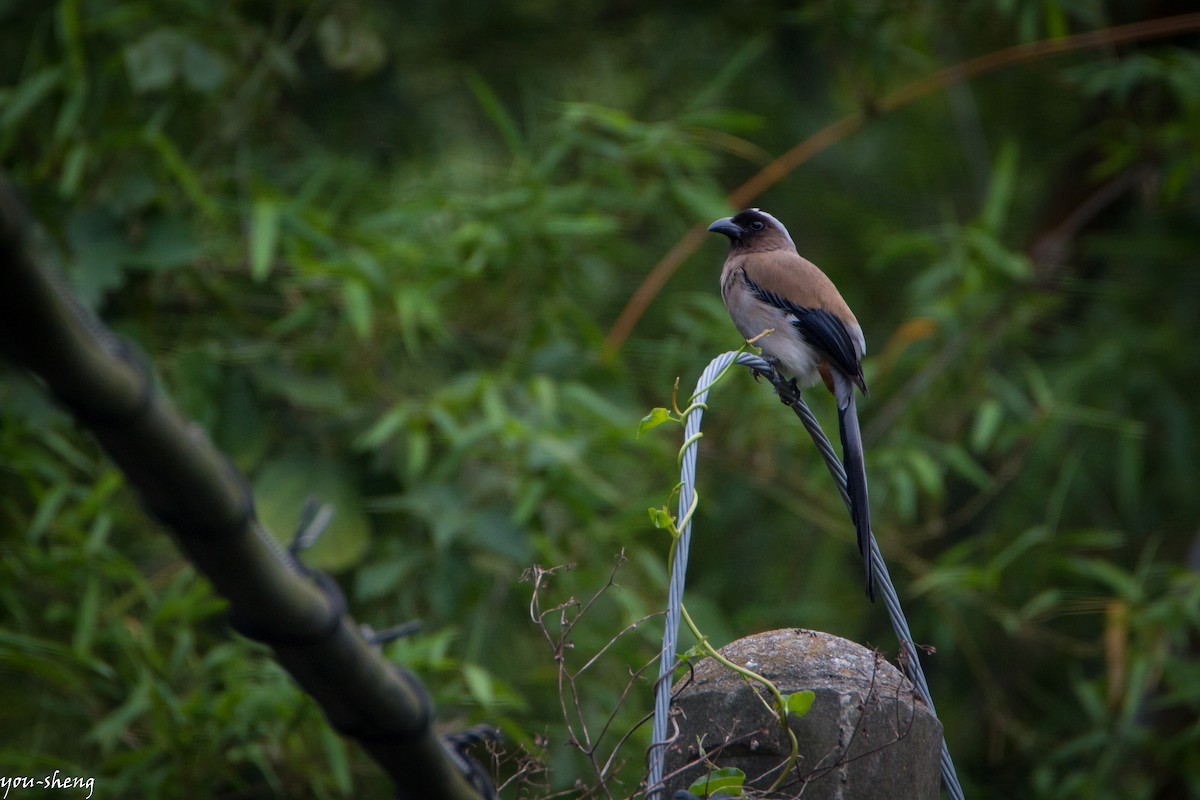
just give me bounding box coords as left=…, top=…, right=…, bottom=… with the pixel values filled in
left=642, top=337, right=813, bottom=794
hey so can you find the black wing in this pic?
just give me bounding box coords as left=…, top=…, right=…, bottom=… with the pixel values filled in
left=742, top=270, right=864, bottom=387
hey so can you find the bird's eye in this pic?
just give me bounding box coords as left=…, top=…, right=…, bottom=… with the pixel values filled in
left=750, top=220, right=765, bottom=231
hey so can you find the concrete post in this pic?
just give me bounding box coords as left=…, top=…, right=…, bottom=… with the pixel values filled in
left=662, top=629, right=942, bottom=799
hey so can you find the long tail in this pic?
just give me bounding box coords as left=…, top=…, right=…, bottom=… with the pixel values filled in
left=838, top=392, right=874, bottom=601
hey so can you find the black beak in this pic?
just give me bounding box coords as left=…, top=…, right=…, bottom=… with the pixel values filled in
left=707, top=217, right=741, bottom=239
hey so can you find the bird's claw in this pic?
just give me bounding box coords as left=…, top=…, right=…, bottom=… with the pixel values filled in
left=778, top=377, right=801, bottom=406
left=762, top=363, right=801, bottom=406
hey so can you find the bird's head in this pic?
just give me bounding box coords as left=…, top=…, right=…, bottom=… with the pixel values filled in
left=706, top=208, right=797, bottom=253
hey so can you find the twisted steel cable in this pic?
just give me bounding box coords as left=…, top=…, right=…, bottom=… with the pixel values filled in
left=646, top=351, right=963, bottom=800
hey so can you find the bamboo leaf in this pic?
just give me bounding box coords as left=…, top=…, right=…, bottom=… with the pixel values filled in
left=249, top=199, right=280, bottom=281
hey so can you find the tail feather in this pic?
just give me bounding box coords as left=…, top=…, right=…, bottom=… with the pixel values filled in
left=838, top=393, right=874, bottom=601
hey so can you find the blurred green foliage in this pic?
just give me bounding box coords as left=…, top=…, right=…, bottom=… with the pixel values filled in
left=2, top=1, right=1199, bottom=797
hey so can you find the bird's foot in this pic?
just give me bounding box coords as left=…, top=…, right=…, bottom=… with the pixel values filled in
left=766, top=365, right=801, bottom=406
left=748, top=358, right=802, bottom=406
left=772, top=376, right=800, bottom=406
left=778, top=377, right=801, bottom=406
left=749, top=355, right=780, bottom=384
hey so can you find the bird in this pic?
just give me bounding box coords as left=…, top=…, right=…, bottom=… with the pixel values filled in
left=707, top=208, right=875, bottom=600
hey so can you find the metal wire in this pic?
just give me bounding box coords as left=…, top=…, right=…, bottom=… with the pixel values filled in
left=775, top=363, right=965, bottom=800
left=645, top=351, right=964, bottom=800
left=646, top=349, right=755, bottom=795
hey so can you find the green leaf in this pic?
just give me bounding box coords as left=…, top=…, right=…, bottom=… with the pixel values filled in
left=29, top=483, right=69, bottom=541
left=1019, top=589, right=1062, bottom=622
left=320, top=726, right=353, bottom=794
left=1022, top=360, right=1054, bottom=409
left=404, top=427, right=430, bottom=479
left=89, top=678, right=152, bottom=749
left=394, top=285, right=447, bottom=354
left=941, top=445, right=994, bottom=490
left=637, top=407, right=675, bottom=437
left=688, top=766, right=746, bottom=796
left=687, top=35, right=769, bottom=110
left=253, top=364, right=348, bottom=411
left=1, top=66, right=63, bottom=131
left=53, top=82, right=88, bottom=143
left=967, top=227, right=1031, bottom=279
left=58, top=141, right=88, bottom=197
left=123, top=29, right=185, bottom=93
left=71, top=574, right=101, bottom=657
left=970, top=399, right=1004, bottom=453
left=466, top=71, right=526, bottom=158
left=355, top=404, right=408, bottom=451
left=669, top=177, right=730, bottom=223
left=58, top=0, right=85, bottom=78
left=462, top=663, right=495, bottom=707
left=980, top=141, right=1018, bottom=234
left=342, top=278, right=373, bottom=339
left=891, top=469, right=916, bottom=522
left=249, top=199, right=280, bottom=281
left=145, top=128, right=220, bottom=219
left=647, top=506, right=675, bottom=530
left=1067, top=557, right=1143, bottom=602
left=785, top=689, right=816, bottom=717
left=354, top=557, right=417, bottom=602
left=906, top=448, right=943, bottom=496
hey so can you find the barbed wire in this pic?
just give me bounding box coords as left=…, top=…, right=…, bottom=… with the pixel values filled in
left=645, top=350, right=964, bottom=800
